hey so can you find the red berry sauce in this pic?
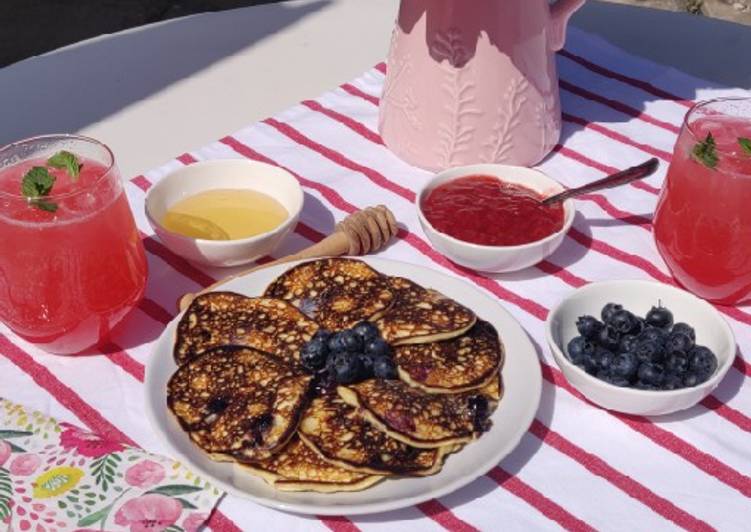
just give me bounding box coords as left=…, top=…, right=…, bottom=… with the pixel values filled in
left=421, top=175, right=565, bottom=246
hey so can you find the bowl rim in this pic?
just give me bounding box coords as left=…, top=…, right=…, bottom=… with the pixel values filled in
left=144, top=158, right=303, bottom=247
left=545, top=279, right=736, bottom=398
left=415, top=164, right=576, bottom=252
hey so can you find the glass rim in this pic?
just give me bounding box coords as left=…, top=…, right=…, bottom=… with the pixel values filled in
left=0, top=133, right=116, bottom=201
left=684, top=96, right=751, bottom=161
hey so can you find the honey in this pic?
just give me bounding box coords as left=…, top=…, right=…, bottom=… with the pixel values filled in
left=162, top=189, right=288, bottom=240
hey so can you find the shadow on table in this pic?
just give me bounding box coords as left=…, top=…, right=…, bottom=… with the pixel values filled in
left=0, top=0, right=330, bottom=146
left=556, top=2, right=751, bottom=152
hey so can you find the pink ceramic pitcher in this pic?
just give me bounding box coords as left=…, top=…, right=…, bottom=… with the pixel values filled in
left=379, top=0, right=585, bottom=171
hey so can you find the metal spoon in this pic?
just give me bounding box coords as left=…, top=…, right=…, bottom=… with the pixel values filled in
left=541, top=158, right=660, bottom=205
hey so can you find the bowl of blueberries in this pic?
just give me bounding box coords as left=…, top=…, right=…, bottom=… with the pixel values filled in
left=546, top=280, right=735, bottom=415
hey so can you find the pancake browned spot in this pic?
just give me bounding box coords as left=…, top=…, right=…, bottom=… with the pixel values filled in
left=394, top=320, right=503, bottom=394
left=174, top=292, right=318, bottom=366
left=338, top=379, right=493, bottom=449
left=167, top=346, right=312, bottom=461
left=237, top=437, right=383, bottom=492
left=264, top=258, right=394, bottom=330
left=376, top=277, right=476, bottom=345
left=298, top=393, right=451, bottom=476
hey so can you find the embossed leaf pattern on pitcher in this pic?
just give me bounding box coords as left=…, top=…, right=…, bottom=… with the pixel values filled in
left=432, top=27, right=481, bottom=168
left=483, top=77, right=529, bottom=163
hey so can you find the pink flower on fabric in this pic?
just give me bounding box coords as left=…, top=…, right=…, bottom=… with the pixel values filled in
left=9, top=453, right=41, bottom=476
left=182, top=512, right=208, bottom=532
left=59, top=423, right=125, bottom=458
left=114, top=494, right=182, bottom=532
left=125, top=460, right=165, bottom=488
left=0, top=440, right=10, bottom=467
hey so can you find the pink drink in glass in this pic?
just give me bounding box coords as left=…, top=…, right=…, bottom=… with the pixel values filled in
left=654, top=98, right=751, bottom=304
left=0, top=135, right=147, bottom=354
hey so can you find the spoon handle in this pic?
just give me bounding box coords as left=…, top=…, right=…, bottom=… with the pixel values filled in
left=542, top=158, right=660, bottom=205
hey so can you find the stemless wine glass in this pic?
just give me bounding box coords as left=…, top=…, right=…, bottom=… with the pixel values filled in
left=0, top=135, right=148, bottom=354
left=654, top=97, right=751, bottom=305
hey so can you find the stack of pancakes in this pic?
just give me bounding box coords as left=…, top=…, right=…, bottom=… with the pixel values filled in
left=167, top=258, right=504, bottom=492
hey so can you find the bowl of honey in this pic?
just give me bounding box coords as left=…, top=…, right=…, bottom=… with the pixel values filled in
left=417, top=164, right=575, bottom=273
left=145, top=159, right=303, bottom=267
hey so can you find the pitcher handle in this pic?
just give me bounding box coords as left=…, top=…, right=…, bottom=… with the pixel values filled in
left=549, top=0, right=586, bottom=51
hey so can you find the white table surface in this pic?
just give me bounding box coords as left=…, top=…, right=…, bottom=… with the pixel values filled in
left=1, top=0, right=750, bottom=179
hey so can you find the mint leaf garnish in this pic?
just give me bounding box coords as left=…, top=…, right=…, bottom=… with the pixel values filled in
left=739, top=137, right=751, bottom=156
left=21, top=166, right=57, bottom=212
left=692, top=132, right=718, bottom=169
left=34, top=200, right=58, bottom=212
left=47, top=150, right=81, bottom=179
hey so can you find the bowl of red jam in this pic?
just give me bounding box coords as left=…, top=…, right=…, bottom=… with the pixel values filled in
left=417, top=164, right=575, bottom=272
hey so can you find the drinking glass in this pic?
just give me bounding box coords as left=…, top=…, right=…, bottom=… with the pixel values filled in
left=0, top=135, right=148, bottom=354
left=654, top=98, right=751, bottom=305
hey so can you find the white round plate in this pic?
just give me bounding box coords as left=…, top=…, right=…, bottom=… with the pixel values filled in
left=145, top=257, right=542, bottom=515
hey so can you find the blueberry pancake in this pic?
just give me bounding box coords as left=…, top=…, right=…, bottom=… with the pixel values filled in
left=167, top=346, right=312, bottom=461
left=337, top=379, right=493, bottom=449
left=238, top=437, right=383, bottom=492
left=376, top=277, right=476, bottom=345
left=264, top=258, right=394, bottom=330
left=394, top=320, right=503, bottom=394
left=297, top=393, right=452, bottom=476
left=174, top=292, right=318, bottom=366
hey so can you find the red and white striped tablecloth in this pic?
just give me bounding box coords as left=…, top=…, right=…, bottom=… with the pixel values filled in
left=2, top=27, right=750, bottom=532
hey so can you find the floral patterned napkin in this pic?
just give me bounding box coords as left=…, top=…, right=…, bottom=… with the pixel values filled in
left=0, top=399, right=224, bottom=532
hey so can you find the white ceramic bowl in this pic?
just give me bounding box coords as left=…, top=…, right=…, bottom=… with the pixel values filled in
left=546, top=280, right=736, bottom=416
left=416, top=164, right=575, bottom=273
left=145, top=159, right=303, bottom=267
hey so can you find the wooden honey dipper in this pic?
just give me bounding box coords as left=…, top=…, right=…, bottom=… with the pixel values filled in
left=178, top=205, right=398, bottom=311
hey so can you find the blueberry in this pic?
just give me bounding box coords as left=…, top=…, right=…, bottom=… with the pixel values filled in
left=610, top=309, right=638, bottom=335
left=327, top=332, right=348, bottom=353
left=634, top=381, right=659, bottom=390
left=634, top=340, right=663, bottom=364
left=671, top=322, right=696, bottom=341
left=637, top=362, right=665, bottom=386
left=638, top=326, right=668, bottom=348
left=664, top=352, right=689, bottom=375
left=683, top=372, right=701, bottom=387
left=611, top=352, right=638, bottom=380
left=581, top=351, right=600, bottom=375
left=597, top=348, right=615, bottom=372
left=689, top=345, right=717, bottom=380
left=359, top=353, right=375, bottom=374
left=631, top=317, right=646, bottom=336
left=363, top=337, right=391, bottom=358
left=597, top=325, right=621, bottom=351
left=662, top=373, right=684, bottom=390
left=372, top=355, right=398, bottom=379
left=300, top=338, right=328, bottom=371
left=567, top=336, right=595, bottom=365
left=604, top=374, right=631, bottom=387
left=576, top=315, right=604, bottom=340
left=666, top=332, right=694, bottom=355
left=352, top=321, right=380, bottom=341
left=601, top=303, right=623, bottom=324
left=646, top=305, right=674, bottom=329
left=618, top=334, right=638, bottom=354
left=329, top=351, right=365, bottom=384
left=340, top=329, right=363, bottom=352
left=312, top=329, right=332, bottom=344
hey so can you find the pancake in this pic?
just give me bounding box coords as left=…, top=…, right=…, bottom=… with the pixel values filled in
left=298, top=393, right=450, bottom=476
left=174, top=292, right=318, bottom=366
left=394, top=320, right=503, bottom=394
left=238, top=437, right=383, bottom=492
left=167, top=346, right=312, bottom=461
left=376, top=277, right=476, bottom=345
left=338, top=379, right=492, bottom=449
left=264, top=258, right=394, bottom=330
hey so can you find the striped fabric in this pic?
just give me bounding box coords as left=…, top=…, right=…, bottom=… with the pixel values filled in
left=2, top=27, right=750, bottom=531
